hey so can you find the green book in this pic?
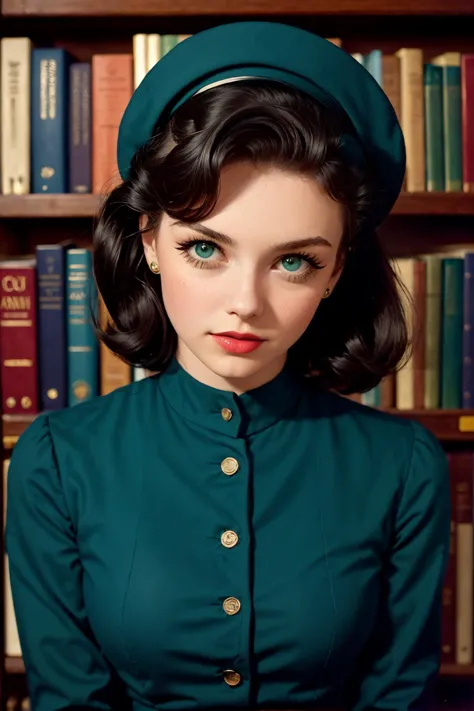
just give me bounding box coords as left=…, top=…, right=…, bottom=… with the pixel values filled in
left=441, top=66, right=463, bottom=191
left=424, top=64, right=445, bottom=191
left=424, top=256, right=442, bottom=409
left=440, top=257, right=464, bottom=408
left=161, top=35, right=179, bottom=57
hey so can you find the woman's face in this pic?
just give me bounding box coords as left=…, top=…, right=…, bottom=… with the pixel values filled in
left=142, top=161, right=345, bottom=393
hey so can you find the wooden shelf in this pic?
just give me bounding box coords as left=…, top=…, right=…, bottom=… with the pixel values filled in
left=0, top=192, right=472, bottom=219
left=394, top=192, right=474, bottom=216
left=5, top=409, right=474, bottom=449
left=0, top=194, right=103, bottom=218
left=4, top=655, right=474, bottom=677
left=3, top=0, right=474, bottom=16
left=382, top=408, right=474, bottom=441
left=2, top=414, right=37, bottom=450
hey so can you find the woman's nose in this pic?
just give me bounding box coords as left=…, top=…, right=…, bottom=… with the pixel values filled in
left=225, top=270, right=266, bottom=321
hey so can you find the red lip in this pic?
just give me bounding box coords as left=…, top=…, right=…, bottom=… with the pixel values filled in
left=214, top=331, right=264, bottom=341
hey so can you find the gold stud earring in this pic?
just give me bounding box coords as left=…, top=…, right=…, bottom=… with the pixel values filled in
left=149, top=261, right=160, bottom=274
left=323, top=288, right=331, bottom=299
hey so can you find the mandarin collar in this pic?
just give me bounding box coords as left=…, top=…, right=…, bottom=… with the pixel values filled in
left=155, top=356, right=306, bottom=437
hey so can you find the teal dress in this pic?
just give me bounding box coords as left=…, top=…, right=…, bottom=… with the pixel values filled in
left=5, top=357, right=451, bottom=711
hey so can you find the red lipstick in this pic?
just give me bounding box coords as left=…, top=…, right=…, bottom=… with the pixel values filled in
left=211, top=331, right=265, bottom=354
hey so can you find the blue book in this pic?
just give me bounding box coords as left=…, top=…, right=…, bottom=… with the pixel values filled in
left=36, top=243, right=73, bottom=411
left=462, top=253, right=474, bottom=408
left=69, top=62, right=91, bottom=193
left=66, top=249, right=99, bottom=406
left=364, top=50, right=383, bottom=87
left=31, top=48, right=70, bottom=193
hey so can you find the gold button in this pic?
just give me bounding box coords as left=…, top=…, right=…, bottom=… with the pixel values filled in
left=221, top=530, right=239, bottom=548
left=223, top=597, right=241, bottom=615
left=223, top=669, right=241, bottom=686
left=221, top=457, right=239, bottom=476
left=221, top=407, right=233, bottom=422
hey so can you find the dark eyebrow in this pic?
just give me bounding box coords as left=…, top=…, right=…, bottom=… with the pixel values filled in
left=171, top=220, right=333, bottom=251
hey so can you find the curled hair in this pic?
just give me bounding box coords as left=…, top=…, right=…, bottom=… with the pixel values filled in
left=93, top=79, right=411, bottom=394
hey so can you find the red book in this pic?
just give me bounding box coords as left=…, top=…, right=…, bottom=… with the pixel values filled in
left=461, top=54, right=474, bottom=193
left=0, top=258, right=39, bottom=414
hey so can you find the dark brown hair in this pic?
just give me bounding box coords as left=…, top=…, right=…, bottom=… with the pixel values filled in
left=92, top=79, right=411, bottom=395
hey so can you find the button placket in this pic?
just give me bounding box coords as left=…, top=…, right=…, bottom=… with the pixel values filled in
left=216, top=413, right=247, bottom=696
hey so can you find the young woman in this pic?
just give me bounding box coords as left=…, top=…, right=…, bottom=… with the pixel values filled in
left=6, top=21, right=451, bottom=711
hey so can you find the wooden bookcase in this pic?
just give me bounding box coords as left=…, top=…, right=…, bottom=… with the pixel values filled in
left=1, top=0, right=474, bottom=708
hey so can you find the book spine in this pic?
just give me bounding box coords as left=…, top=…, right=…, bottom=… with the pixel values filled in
left=92, top=54, right=133, bottom=194
left=413, top=259, right=426, bottom=408
left=69, top=63, right=92, bottom=193
left=451, top=451, right=473, bottom=664
left=442, top=453, right=456, bottom=664
left=147, top=34, right=161, bottom=72
left=442, top=66, right=463, bottom=192
left=424, top=257, right=442, bottom=409
left=0, top=265, right=38, bottom=414
left=66, top=249, right=99, bottom=406
left=36, top=245, right=68, bottom=411
left=440, top=258, right=464, bottom=408
left=381, top=54, right=402, bottom=125
left=396, top=48, right=426, bottom=192
left=394, top=257, right=415, bottom=409
left=424, top=64, right=445, bottom=192
left=364, top=49, right=382, bottom=87
left=133, top=34, right=147, bottom=89
left=462, top=253, right=474, bottom=408
left=1, top=37, right=31, bottom=195
left=98, top=293, right=131, bottom=394
left=461, top=55, right=474, bottom=193
left=31, top=49, right=69, bottom=193
left=160, top=34, right=179, bottom=57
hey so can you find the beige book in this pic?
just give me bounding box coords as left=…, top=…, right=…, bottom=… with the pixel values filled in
left=1, top=37, right=32, bottom=195
left=456, top=521, right=473, bottom=663
left=99, top=294, right=132, bottom=395
left=432, top=52, right=461, bottom=67
left=395, top=48, right=425, bottom=192
left=392, top=257, right=416, bottom=409
left=133, top=34, right=148, bottom=90
left=147, top=34, right=161, bottom=72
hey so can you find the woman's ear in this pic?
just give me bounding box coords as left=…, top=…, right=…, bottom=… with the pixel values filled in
left=139, top=214, right=157, bottom=264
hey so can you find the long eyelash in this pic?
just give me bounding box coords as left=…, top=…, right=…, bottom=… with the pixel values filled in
left=288, top=251, right=324, bottom=271
left=175, top=238, right=221, bottom=254
left=175, top=239, right=325, bottom=279
left=175, top=238, right=222, bottom=269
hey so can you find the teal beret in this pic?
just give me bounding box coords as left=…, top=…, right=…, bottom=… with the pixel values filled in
left=117, top=21, right=406, bottom=227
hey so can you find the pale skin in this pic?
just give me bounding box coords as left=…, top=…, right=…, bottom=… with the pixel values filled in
left=141, top=161, right=345, bottom=395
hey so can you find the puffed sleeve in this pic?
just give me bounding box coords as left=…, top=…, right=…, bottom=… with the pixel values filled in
left=4, top=414, right=130, bottom=711
left=350, top=420, right=451, bottom=711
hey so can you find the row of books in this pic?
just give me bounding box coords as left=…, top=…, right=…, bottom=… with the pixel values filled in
left=351, top=48, right=473, bottom=195
left=3, top=244, right=474, bottom=415
left=2, top=447, right=473, bottom=665
left=0, top=245, right=144, bottom=416
left=0, top=34, right=473, bottom=198
left=352, top=249, right=474, bottom=411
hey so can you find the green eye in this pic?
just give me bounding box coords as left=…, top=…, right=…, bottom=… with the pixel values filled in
left=281, top=256, right=302, bottom=272
left=194, top=243, right=215, bottom=259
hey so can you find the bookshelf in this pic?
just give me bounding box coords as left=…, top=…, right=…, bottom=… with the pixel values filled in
left=2, top=0, right=474, bottom=16
left=0, top=0, right=474, bottom=709
left=0, top=192, right=473, bottom=218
